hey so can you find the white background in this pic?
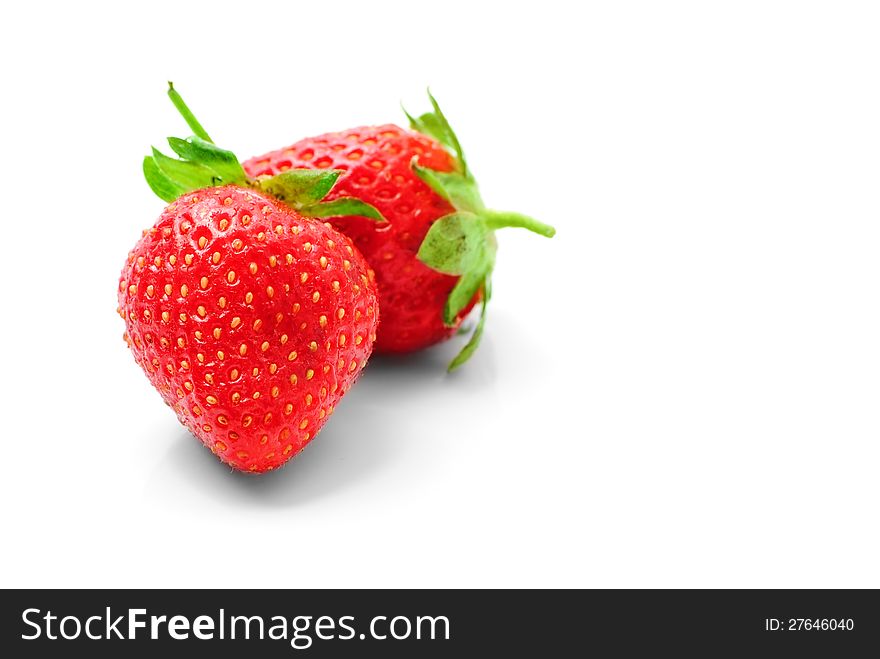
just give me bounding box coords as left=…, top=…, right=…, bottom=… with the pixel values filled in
left=1, top=1, right=878, bottom=588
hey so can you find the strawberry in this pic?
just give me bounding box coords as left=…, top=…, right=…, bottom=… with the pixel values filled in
left=120, top=85, right=381, bottom=472
left=243, top=92, right=555, bottom=369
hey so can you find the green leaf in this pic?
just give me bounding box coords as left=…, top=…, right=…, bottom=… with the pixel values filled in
left=412, top=161, right=483, bottom=213
left=444, top=267, right=486, bottom=326
left=301, top=198, right=386, bottom=222
left=448, top=279, right=491, bottom=372
left=151, top=147, right=219, bottom=190
left=166, top=137, right=246, bottom=185
left=258, top=170, right=342, bottom=206
left=167, top=82, right=213, bottom=143
left=143, top=156, right=187, bottom=202
left=417, top=212, right=484, bottom=275
left=404, top=89, right=468, bottom=175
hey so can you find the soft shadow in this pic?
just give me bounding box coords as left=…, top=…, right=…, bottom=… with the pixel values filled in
left=146, top=322, right=499, bottom=507
left=147, top=387, right=401, bottom=508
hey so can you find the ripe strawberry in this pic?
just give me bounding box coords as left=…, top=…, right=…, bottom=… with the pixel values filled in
left=243, top=92, right=555, bottom=369
left=120, top=85, right=381, bottom=472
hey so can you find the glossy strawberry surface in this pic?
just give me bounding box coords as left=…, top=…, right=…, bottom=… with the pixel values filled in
left=244, top=125, right=476, bottom=353
left=118, top=185, right=378, bottom=472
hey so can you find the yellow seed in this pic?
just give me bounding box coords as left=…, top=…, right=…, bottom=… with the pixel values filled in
left=164, top=283, right=172, bottom=296
left=312, top=291, right=320, bottom=302
left=343, top=259, right=351, bottom=271
left=231, top=392, right=241, bottom=403
left=179, top=313, right=187, bottom=322
left=169, top=255, right=177, bottom=265
left=249, top=262, right=258, bottom=275
left=180, top=360, right=190, bottom=370
left=202, top=424, right=212, bottom=432
left=319, top=256, right=328, bottom=269
left=197, top=305, right=206, bottom=317
left=245, top=292, right=254, bottom=304
left=331, top=281, right=340, bottom=292
left=303, top=242, right=312, bottom=253
left=197, top=353, right=205, bottom=363
left=300, top=272, right=308, bottom=283
left=161, top=311, right=170, bottom=323
left=327, top=240, right=335, bottom=249
left=299, top=419, right=309, bottom=429
left=232, top=239, right=244, bottom=250
left=339, top=334, right=347, bottom=346
left=306, top=369, right=314, bottom=380
left=337, top=308, right=345, bottom=319
left=271, top=386, right=279, bottom=398
left=284, top=403, right=293, bottom=415
left=253, top=319, right=263, bottom=331
left=218, top=296, right=226, bottom=309
left=283, top=444, right=293, bottom=455
left=275, top=312, right=284, bottom=324
left=269, top=363, right=278, bottom=374
left=261, top=341, right=270, bottom=352
left=288, top=351, right=298, bottom=361
left=239, top=343, right=248, bottom=356
left=280, top=334, right=288, bottom=344
left=217, top=350, right=225, bottom=360
left=292, top=303, right=301, bottom=314
left=230, top=316, right=241, bottom=329
left=260, top=434, right=268, bottom=444
left=286, top=254, right=294, bottom=265
left=309, top=341, right=318, bottom=352
left=266, top=285, right=274, bottom=298
left=184, top=381, right=193, bottom=391
left=180, top=284, right=188, bottom=297
left=219, top=219, right=229, bottom=231
left=198, top=236, right=207, bottom=249
left=217, top=415, right=228, bottom=426
left=305, top=394, right=313, bottom=405
left=269, top=255, right=278, bottom=267
left=177, top=338, right=185, bottom=348
left=230, top=368, right=239, bottom=380
left=253, top=391, right=261, bottom=399
left=227, top=270, right=236, bottom=283
left=184, top=254, right=194, bottom=265
left=290, top=374, right=298, bottom=385
left=195, top=330, right=204, bottom=340
left=252, top=367, right=259, bottom=376
left=206, top=395, right=218, bottom=405
left=213, top=327, right=221, bottom=340
left=242, top=415, right=253, bottom=427
left=154, top=256, right=162, bottom=267
left=200, top=276, right=209, bottom=289
left=212, top=251, right=221, bottom=264
left=319, top=315, right=327, bottom=328
left=349, top=360, right=358, bottom=372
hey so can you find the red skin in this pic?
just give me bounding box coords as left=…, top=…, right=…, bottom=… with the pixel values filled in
left=243, top=125, right=477, bottom=354
left=118, top=186, right=378, bottom=472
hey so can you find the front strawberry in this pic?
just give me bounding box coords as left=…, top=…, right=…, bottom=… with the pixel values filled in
left=243, top=92, right=556, bottom=369
left=119, top=86, right=381, bottom=472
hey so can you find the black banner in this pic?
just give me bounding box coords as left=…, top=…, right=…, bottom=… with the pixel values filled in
left=1, top=589, right=877, bottom=656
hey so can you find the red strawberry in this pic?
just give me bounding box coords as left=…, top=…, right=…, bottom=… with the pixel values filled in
left=243, top=92, right=555, bottom=369
left=121, top=85, right=381, bottom=472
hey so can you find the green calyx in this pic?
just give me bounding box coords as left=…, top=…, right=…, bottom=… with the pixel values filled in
left=143, top=83, right=385, bottom=224
left=406, top=90, right=556, bottom=371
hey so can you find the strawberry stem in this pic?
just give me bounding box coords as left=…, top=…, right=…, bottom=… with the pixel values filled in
left=482, top=210, right=556, bottom=238
left=167, top=82, right=213, bottom=144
